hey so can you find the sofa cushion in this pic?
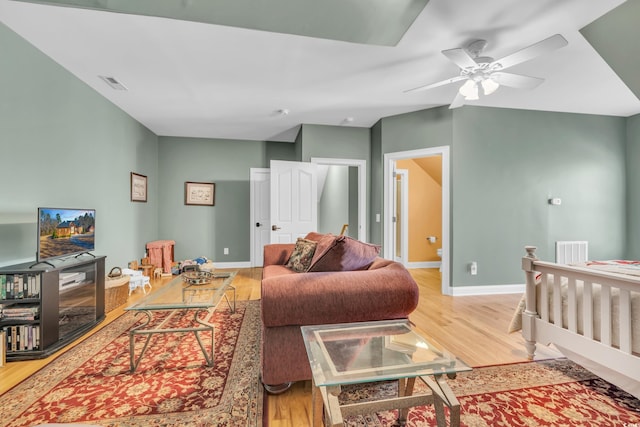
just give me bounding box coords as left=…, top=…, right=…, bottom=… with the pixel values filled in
left=308, top=235, right=380, bottom=272
left=285, top=238, right=317, bottom=272
left=306, top=232, right=336, bottom=266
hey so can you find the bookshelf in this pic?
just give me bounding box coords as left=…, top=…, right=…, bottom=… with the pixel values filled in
left=0, top=256, right=105, bottom=361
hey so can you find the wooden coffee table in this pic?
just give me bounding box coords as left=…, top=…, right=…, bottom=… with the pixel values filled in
left=301, top=320, right=471, bottom=427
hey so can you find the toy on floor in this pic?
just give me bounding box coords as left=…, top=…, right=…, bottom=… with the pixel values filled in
left=121, top=268, right=152, bottom=295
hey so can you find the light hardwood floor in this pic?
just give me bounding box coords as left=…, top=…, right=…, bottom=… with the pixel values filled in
left=0, top=267, right=560, bottom=426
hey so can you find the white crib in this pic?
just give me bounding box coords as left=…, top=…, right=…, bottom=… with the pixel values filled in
left=520, top=246, right=640, bottom=399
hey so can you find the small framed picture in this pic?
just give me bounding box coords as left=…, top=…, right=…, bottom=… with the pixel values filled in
left=185, top=181, right=215, bottom=206
left=131, top=172, right=147, bottom=202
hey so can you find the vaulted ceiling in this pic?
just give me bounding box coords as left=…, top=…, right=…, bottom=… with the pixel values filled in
left=1, top=0, right=639, bottom=142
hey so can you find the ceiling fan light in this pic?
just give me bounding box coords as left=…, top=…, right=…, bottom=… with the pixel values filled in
left=459, top=80, right=478, bottom=99
left=481, top=78, right=499, bottom=95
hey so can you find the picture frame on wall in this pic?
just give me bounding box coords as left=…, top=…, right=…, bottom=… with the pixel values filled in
left=185, top=181, right=215, bottom=206
left=131, top=172, right=147, bottom=202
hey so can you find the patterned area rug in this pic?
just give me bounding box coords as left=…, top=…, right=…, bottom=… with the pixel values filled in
left=0, top=300, right=263, bottom=427
left=339, top=359, right=640, bottom=426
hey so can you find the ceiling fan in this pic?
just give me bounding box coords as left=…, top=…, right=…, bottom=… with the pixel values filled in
left=405, top=34, right=568, bottom=109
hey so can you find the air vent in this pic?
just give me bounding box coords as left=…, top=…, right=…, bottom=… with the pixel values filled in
left=99, top=75, right=128, bottom=91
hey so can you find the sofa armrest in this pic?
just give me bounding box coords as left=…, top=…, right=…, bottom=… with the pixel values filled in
left=263, top=243, right=295, bottom=267
left=261, top=261, right=419, bottom=327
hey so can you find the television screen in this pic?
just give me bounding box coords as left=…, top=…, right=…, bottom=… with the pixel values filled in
left=38, top=208, right=95, bottom=261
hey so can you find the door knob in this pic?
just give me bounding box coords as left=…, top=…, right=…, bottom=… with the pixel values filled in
left=256, top=222, right=262, bottom=227
left=272, top=225, right=281, bottom=231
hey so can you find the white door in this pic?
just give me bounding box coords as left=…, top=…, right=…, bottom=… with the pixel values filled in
left=270, top=160, right=318, bottom=243
left=250, top=168, right=270, bottom=266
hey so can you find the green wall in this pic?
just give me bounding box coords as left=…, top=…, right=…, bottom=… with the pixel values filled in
left=157, top=137, right=270, bottom=262
left=627, top=114, right=640, bottom=258
left=300, top=124, right=370, bottom=162
left=0, top=22, right=158, bottom=270
left=370, top=121, right=383, bottom=245
left=156, top=127, right=369, bottom=263
left=372, top=105, right=627, bottom=288
left=451, top=107, right=626, bottom=286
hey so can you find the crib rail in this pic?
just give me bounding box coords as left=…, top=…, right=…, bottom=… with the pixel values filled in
left=522, top=246, right=639, bottom=355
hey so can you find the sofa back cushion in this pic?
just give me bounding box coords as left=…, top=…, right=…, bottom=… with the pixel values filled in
left=307, top=234, right=380, bottom=272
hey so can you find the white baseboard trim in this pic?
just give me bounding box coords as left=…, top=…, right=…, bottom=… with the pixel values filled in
left=447, top=283, right=525, bottom=296
left=407, top=261, right=441, bottom=269
left=214, top=261, right=252, bottom=269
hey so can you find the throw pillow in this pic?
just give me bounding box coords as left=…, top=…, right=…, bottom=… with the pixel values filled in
left=286, top=238, right=317, bottom=272
left=308, top=235, right=381, bottom=272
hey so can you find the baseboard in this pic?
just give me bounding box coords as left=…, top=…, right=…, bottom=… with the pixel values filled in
left=447, top=283, right=525, bottom=296
left=407, top=261, right=441, bottom=269
left=214, top=261, right=252, bottom=269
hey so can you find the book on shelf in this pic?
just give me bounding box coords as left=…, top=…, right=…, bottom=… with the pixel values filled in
left=1, top=305, right=39, bottom=320
left=2, top=324, right=40, bottom=352
left=0, top=274, right=40, bottom=300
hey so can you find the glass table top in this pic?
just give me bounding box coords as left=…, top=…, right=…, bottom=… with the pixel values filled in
left=301, top=319, right=471, bottom=387
left=125, top=271, right=236, bottom=311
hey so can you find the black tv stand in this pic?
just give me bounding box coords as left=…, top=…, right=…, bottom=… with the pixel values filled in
left=1, top=256, right=106, bottom=361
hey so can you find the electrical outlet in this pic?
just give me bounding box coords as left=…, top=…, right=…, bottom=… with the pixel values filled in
left=223, top=248, right=229, bottom=255
left=470, top=261, right=478, bottom=275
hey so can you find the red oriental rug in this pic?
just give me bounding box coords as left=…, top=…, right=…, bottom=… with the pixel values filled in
left=339, top=359, right=640, bottom=426
left=0, top=300, right=262, bottom=427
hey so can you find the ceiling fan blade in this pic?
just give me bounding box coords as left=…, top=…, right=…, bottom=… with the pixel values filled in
left=442, top=48, right=478, bottom=70
left=491, top=34, right=568, bottom=70
left=448, top=92, right=466, bottom=109
left=492, top=72, right=544, bottom=89
left=404, top=75, right=467, bottom=93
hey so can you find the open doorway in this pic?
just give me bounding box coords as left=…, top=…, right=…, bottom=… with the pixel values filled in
left=384, top=146, right=451, bottom=295
left=316, top=164, right=359, bottom=238
left=311, top=158, right=366, bottom=241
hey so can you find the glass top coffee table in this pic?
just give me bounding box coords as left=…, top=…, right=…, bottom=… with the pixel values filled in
left=124, top=271, right=236, bottom=372
left=301, top=319, right=471, bottom=427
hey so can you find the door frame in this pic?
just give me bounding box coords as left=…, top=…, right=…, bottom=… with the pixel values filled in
left=393, top=168, right=409, bottom=265
left=383, top=146, right=451, bottom=295
left=310, top=157, right=366, bottom=242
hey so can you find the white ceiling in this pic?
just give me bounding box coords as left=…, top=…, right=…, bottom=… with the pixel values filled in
left=1, top=0, right=639, bottom=142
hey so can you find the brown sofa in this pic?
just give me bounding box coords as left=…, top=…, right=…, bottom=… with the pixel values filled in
left=260, top=238, right=420, bottom=393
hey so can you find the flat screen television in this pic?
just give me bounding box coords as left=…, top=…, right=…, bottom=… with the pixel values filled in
left=37, top=207, right=95, bottom=262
